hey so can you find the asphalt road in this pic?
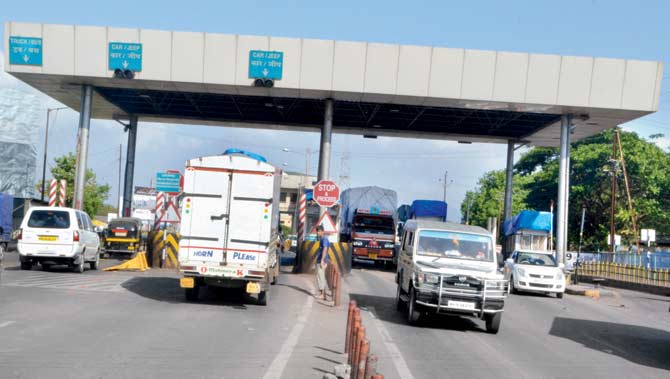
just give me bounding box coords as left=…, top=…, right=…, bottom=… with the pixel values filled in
left=1, top=252, right=669, bottom=379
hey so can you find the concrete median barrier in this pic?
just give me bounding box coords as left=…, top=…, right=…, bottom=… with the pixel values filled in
left=147, top=231, right=180, bottom=269
left=297, top=240, right=351, bottom=274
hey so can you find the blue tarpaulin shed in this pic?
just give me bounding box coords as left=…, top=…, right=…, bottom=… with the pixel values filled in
left=409, top=200, right=447, bottom=221
left=503, top=210, right=552, bottom=236
left=0, top=193, right=13, bottom=241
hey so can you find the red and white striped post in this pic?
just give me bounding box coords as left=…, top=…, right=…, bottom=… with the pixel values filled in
left=154, top=192, right=165, bottom=228
left=297, top=192, right=307, bottom=242
left=59, top=180, right=66, bottom=207
left=48, top=179, right=58, bottom=206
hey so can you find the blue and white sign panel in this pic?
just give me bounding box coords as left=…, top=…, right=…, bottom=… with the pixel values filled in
left=108, top=42, right=143, bottom=71
left=249, top=50, right=283, bottom=80
left=9, top=36, right=42, bottom=66
left=156, top=172, right=181, bottom=193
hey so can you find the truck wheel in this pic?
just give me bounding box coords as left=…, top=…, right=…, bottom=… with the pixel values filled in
left=20, top=262, right=32, bottom=270
left=185, top=285, right=200, bottom=302
left=257, top=290, right=268, bottom=306
left=395, top=282, right=406, bottom=311
left=407, top=287, right=421, bottom=325
left=485, top=313, right=502, bottom=334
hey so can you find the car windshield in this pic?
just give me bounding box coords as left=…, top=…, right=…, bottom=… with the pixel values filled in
left=417, top=230, right=493, bottom=261
left=353, top=215, right=394, bottom=234
left=27, top=210, right=70, bottom=229
left=515, top=252, right=557, bottom=266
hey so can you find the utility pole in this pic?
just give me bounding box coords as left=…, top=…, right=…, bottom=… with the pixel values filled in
left=117, top=144, right=123, bottom=216
left=615, top=130, right=640, bottom=253
left=609, top=135, right=618, bottom=254
left=40, top=107, right=67, bottom=203
left=576, top=206, right=586, bottom=284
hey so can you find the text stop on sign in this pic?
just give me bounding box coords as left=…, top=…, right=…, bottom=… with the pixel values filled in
left=313, top=180, right=340, bottom=208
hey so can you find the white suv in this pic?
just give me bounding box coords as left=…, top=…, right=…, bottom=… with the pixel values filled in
left=18, top=207, right=101, bottom=273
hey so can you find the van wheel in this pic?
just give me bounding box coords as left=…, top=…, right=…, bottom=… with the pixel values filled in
left=395, top=281, right=406, bottom=311
left=257, top=290, right=268, bottom=306
left=185, top=285, right=200, bottom=302
left=20, top=262, right=32, bottom=270
left=556, top=292, right=564, bottom=299
left=407, top=287, right=421, bottom=325
left=485, top=313, right=502, bottom=334
left=73, top=255, right=85, bottom=273
left=89, top=250, right=100, bottom=270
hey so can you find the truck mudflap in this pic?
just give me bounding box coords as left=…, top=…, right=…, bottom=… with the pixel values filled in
left=415, top=278, right=508, bottom=318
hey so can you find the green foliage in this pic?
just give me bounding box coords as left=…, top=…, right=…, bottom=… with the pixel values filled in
left=280, top=224, right=292, bottom=238
left=49, top=153, right=111, bottom=217
left=462, top=130, right=670, bottom=250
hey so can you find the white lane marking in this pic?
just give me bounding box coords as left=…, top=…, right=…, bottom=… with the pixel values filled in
left=367, top=307, right=415, bottom=379
left=262, top=293, right=314, bottom=379
left=0, top=321, right=16, bottom=328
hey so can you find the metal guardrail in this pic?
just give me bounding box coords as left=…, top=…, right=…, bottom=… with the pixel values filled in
left=578, top=261, right=670, bottom=288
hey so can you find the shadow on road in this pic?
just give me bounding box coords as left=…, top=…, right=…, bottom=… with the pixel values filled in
left=351, top=260, right=396, bottom=273
left=122, top=276, right=256, bottom=309
left=349, top=292, right=484, bottom=332
left=549, top=317, right=670, bottom=370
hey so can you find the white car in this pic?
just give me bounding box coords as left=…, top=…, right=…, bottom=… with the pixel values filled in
left=503, top=250, right=565, bottom=298
left=17, top=207, right=101, bottom=273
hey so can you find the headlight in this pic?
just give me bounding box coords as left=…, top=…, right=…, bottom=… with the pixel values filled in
left=353, top=241, right=364, bottom=247
left=556, top=271, right=564, bottom=280
left=384, top=243, right=394, bottom=249
left=517, top=267, right=526, bottom=277
left=486, top=281, right=504, bottom=290
left=424, top=273, right=440, bottom=284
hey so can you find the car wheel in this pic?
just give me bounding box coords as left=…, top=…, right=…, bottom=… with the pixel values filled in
left=41, top=263, right=51, bottom=271
left=556, top=292, right=564, bottom=299
left=20, top=262, right=32, bottom=270
left=73, top=254, right=85, bottom=273
left=407, top=286, right=421, bottom=325
left=395, top=281, right=406, bottom=311
left=257, top=290, right=268, bottom=306
left=89, top=249, right=100, bottom=270
left=485, top=313, right=502, bottom=334
left=185, top=285, right=200, bottom=302
left=510, top=276, right=518, bottom=294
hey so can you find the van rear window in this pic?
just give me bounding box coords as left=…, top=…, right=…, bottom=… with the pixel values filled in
left=27, top=210, right=70, bottom=229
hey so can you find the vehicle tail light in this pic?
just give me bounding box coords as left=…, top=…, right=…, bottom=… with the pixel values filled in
left=248, top=270, right=265, bottom=277
left=17, top=228, right=22, bottom=240
left=73, top=230, right=80, bottom=242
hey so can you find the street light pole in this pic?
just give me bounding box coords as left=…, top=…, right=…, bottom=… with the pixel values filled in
left=40, top=107, right=68, bottom=203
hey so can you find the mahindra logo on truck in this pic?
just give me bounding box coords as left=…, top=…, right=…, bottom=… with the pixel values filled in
left=233, top=252, right=256, bottom=261
left=193, top=250, right=214, bottom=258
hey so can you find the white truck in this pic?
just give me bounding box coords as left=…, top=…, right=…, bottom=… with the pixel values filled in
left=177, top=151, right=281, bottom=305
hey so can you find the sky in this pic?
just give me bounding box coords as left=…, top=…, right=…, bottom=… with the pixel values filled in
left=1, top=0, right=669, bottom=221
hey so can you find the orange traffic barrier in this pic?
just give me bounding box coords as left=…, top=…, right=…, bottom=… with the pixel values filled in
left=371, top=375, right=384, bottom=379
left=345, top=302, right=383, bottom=378
left=364, top=354, right=379, bottom=379
left=352, top=327, right=365, bottom=379
left=356, top=339, right=369, bottom=379
left=345, top=301, right=356, bottom=354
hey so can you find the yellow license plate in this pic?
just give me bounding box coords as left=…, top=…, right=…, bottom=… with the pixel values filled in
left=246, top=282, right=261, bottom=294
left=369, top=253, right=378, bottom=260
left=128, top=245, right=135, bottom=250
left=180, top=277, right=195, bottom=288
left=38, top=235, right=57, bottom=241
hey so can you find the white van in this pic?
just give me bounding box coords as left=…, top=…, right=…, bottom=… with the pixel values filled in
left=18, top=207, right=101, bottom=273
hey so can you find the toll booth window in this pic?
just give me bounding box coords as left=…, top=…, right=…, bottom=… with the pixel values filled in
left=27, top=210, right=70, bottom=229
left=290, top=193, right=297, bottom=203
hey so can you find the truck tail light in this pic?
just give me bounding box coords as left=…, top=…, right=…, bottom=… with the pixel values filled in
left=73, top=230, right=80, bottom=242
left=17, top=228, right=22, bottom=240
left=248, top=270, right=265, bottom=277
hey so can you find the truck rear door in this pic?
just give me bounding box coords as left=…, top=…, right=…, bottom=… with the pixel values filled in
left=179, top=167, right=231, bottom=264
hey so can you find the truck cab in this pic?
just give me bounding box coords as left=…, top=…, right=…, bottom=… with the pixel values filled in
left=349, top=209, right=396, bottom=264
left=395, top=220, right=508, bottom=333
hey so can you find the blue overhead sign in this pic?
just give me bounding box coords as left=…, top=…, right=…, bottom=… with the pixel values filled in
left=249, top=50, right=283, bottom=80
left=156, top=172, right=181, bottom=193
left=9, top=36, right=42, bottom=66
left=108, top=42, right=143, bottom=71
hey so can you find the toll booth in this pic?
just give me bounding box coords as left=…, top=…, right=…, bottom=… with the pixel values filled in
left=502, top=210, right=552, bottom=259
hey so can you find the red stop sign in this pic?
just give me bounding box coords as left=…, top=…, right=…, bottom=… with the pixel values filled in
left=313, top=180, right=340, bottom=208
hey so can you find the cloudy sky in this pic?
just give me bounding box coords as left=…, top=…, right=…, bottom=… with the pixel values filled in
left=1, top=0, right=668, bottom=220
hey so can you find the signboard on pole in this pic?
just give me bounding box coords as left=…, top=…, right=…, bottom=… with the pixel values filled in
left=9, top=36, right=42, bottom=66
left=155, top=172, right=182, bottom=194
left=108, top=42, right=143, bottom=71
left=313, top=180, right=340, bottom=208
left=248, top=50, right=284, bottom=80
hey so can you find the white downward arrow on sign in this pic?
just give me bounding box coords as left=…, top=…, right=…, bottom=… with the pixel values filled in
left=23, top=55, right=29, bottom=62
left=262, top=68, right=269, bottom=77
left=123, top=60, right=129, bottom=69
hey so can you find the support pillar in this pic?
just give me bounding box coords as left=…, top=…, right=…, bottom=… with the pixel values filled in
left=317, top=99, right=333, bottom=181
left=502, top=140, right=515, bottom=223
left=122, top=115, right=138, bottom=217
left=73, top=85, right=93, bottom=210
left=556, top=115, right=572, bottom=264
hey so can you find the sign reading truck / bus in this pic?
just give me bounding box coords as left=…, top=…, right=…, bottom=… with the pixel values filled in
left=313, top=180, right=340, bottom=208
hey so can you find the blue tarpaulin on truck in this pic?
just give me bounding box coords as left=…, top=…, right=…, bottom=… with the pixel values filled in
left=409, top=200, right=447, bottom=221
left=0, top=193, right=13, bottom=241
left=503, top=210, right=552, bottom=236
left=397, top=204, right=411, bottom=223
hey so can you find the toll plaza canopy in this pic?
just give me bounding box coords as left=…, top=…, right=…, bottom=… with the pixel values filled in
left=3, top=21, right=664, bottom=146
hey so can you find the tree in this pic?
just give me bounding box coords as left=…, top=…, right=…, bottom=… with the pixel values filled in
left=48, top=153, right=111, bottom=217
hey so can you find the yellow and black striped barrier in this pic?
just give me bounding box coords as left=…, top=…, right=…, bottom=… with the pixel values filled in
left=297, top=241, right=352, bottom=275
left=147, top=231, right=180, bottom=269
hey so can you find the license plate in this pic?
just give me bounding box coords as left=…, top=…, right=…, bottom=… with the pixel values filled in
left=115, top=232, right=127, bottom=237
left=447, top=300, right=476, bottom=311
left=38, top=235, right=57, bottom=241
left=246, top=282, right=261, bottom=294
left=180, top=277, right=195, bottom=288
left=369, top=253, right=378, bottom=260
left=128, top=245, right=135, bottom=250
